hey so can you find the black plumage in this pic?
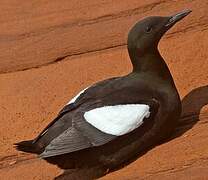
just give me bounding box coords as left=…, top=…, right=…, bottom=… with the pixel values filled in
left=15, top=10, right=191, bottom=170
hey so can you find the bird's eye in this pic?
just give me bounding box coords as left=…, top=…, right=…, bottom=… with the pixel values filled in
left=145, top=26, right=152, bottom=33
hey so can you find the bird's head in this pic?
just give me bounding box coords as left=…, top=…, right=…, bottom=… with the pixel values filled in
left=127, top=9, right=192, bottom=58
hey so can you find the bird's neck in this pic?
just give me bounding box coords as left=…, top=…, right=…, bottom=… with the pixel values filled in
left=129, top=47, right=174, bottom=82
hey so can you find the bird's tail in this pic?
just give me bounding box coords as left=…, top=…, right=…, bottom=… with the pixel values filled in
left=14, top=140, right=40, bottom=154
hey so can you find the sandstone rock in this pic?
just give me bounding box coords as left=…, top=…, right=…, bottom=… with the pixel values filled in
left=0, top=1, right=208, bottom=179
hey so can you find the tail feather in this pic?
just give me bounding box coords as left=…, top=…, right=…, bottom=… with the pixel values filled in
left=14, top=140, right=40, bottom=154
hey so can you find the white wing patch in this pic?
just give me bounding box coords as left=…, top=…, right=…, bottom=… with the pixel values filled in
left=84, top=104, right=150, bottom=136
left=67, top=87, right=89, bottom=105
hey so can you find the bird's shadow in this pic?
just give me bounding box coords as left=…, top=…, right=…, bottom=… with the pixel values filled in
left=55, top=85, right=208, bottom=180
left=171, top=85, right=208, bottom=140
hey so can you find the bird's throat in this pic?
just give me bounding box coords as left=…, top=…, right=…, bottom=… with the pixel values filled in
left=130, top=48, right=173, bottom=81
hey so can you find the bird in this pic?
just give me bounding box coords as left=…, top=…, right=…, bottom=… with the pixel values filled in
left=15, top=10, right=191, bottom=171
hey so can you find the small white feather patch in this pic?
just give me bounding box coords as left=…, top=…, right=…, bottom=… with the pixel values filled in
left=67, top=87, right=88, bottom=105
left=84, top=104, right=150, bottom=136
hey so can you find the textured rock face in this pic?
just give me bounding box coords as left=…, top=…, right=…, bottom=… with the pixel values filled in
left=0, top=0, right=207, bottom=73
left=0, top=0, right=208, bottom=179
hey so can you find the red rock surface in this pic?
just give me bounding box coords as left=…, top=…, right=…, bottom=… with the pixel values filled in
left=0, top=0, right=208, bottom=179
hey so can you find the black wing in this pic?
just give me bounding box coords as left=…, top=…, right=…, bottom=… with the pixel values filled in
left=39, top=84, right=159, bottom=158
left=19, top=75, right=159, bottom=158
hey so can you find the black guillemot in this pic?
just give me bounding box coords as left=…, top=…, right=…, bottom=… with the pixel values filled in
left=15, top=9, right=191, bottom=171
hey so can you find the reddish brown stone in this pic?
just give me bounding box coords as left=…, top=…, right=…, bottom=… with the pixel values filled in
left=0, top=0, right=208, bottom=179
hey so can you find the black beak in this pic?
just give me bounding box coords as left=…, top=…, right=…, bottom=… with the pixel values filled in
left=165, top=9, right=192, bottom=27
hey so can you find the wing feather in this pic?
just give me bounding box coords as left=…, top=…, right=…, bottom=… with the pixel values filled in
left=84, top=104, right=150, bottom=136
left=40, top=127, right=91, bottom=158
